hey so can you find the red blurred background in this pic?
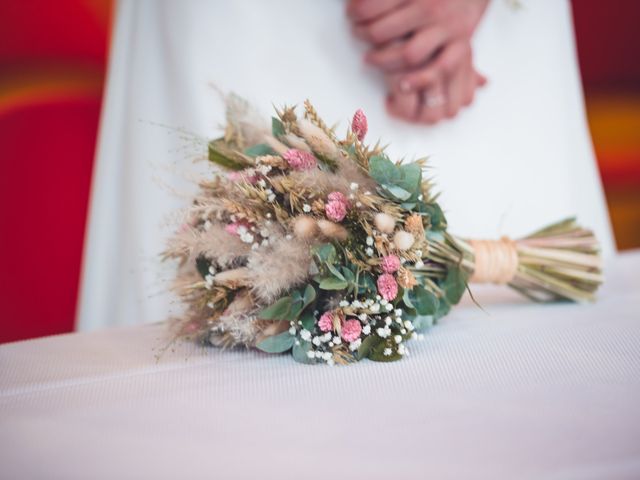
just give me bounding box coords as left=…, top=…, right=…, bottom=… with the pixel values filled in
left=1, top=1, right=639, bottom=343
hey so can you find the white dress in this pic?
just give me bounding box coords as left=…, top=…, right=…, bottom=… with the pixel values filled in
left=77, top=0, right=614, bottom=331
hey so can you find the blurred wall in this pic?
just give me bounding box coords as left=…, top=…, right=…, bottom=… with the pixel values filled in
left=0, top=0, right=638, bottom=343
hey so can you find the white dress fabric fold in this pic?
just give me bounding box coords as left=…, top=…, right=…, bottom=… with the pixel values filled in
left=77, top=0, right=614, bottom=331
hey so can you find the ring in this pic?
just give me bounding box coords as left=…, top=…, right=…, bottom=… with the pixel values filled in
left=423, top=93, right=446, bottom=108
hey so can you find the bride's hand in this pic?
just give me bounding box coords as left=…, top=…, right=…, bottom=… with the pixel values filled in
left=347, top=0, right=489, bottom=72
left=385, top=38, right=486, bottom=124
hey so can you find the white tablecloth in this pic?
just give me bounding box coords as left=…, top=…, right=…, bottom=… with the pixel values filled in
left=2, top=252, right=640, bottom=479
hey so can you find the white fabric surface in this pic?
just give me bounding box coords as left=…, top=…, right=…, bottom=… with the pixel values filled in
left=3, top=252, right=639, bottom=480
left=77, top=0, right=614, bottom=332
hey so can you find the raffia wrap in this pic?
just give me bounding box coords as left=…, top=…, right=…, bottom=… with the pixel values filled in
left=469, top=237, right=519, bottom=284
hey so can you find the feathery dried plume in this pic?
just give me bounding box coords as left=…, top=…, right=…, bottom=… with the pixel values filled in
left=247, top=237, right=312, bottom=303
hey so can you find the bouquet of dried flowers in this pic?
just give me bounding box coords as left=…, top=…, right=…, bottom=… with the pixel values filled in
left=163, top=94, right=602, bottom=365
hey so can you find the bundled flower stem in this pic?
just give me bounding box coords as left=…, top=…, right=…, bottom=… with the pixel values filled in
left=163, top=93, right=602, bottom=365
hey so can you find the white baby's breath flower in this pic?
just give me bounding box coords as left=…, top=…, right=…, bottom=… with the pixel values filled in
left=366, top=236, right=374, bottom=246
left=300, top=329, right=312, bottom=341
left=306, top=350, right=315, bottom=359
left=362, top=325, right=371, bottom=335
left=395, top=309, right=403, bottom=317
left=339, top=300, right=350, bottom=307
left=203, top=220, right=212, bottom=231
left=394, top=335, right=402, bottom=344
left=415, top=260, right=424, bottom=269
left=358, top=313, right=367, bottom=321
left=383, top=348, right=392, bottom=356
left=302, top=204, right=312, bottom=213
left=384, top=316, right=392, bottom=326
left=350, top=182, right=359, bottom=190
left=365, top=247, right=374, bottom=257
left=385, top=304, right=393, bottom=312
left=289, top=327, right=296, bottom=335
left=398, top=344, right=406, bottom=355
left=370, top=304, right=381, bottom=313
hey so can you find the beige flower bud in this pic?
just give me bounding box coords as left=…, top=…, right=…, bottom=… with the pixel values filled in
left=394, top=230, right=415, bottom=251
left=292, top=215, right=319, bottom=240
left=213, top=267, right=251, bottom=288
left=297, top=118, right=340, bottom=160
left=374, top=212, right=396, bottom=234
left=317, top=219, right=349, bottom=241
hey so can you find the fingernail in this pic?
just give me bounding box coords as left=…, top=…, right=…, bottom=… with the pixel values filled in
left=399, top=79, right=412, bottom=93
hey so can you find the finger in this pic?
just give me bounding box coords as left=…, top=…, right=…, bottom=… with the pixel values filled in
left=445, top=62, right=467, bottom=118
left=353, top=3, right=425, bottom=45
left=395, top=40, right=469, bottom=92
left=365, top=41, right=407, bottom=72
left=417, top=81, right=447, bottom=124
left=462, top=67, right=476, bottom=107
left=475, top=70, right=488, bottom=87
left=347, top=0, right=408, bottom=24
left=401, top=26, right=449, bottom=67
left=386, top=91, right=420, bottom=121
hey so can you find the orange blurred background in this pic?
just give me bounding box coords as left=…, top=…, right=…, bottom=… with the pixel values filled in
left=1, top=0, right=638, bottom=343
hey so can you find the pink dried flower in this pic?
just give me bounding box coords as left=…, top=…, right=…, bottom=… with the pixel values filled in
left=351, top=109, right=368, bottom=142
left=318, top=312, right=334, bottom=332
left=227, top=170, right=258, bottom=184
left=327, top=191, right=348, bottom=205
left=381, top=255, right=401, bottom=274
left=283, top=149, right=317, bottom=171
left=325, top=200, right=348, bottom=222
left=377, top=273, right=398, bottom=301
left=341, top=319, right=362, bottom=342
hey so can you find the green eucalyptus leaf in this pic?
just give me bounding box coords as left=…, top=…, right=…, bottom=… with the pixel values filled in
left=289, top=300, right=304, bottom=320
left=442, top=267, right=468, bottom=306
left=408, top=285, right=439, bottom=316
left=313, top=243, right=337, bottom=264
left=244, top=143, right=276, bottom=157
left=341, top=267, right=355, bottom=284
left=423, top=203, right=446, bottom=230
left=369, top=155, right=400, bottom=185
left=319, top=277, right=349, bottom=290
left=411, top=314, right=436, bottom=332
left=299, top=310, right=316, bottom=331
left=368, top=339, right=402, bottom=362
left=397, top=162, right=422, bottom=197
left=272, top=117, right=285, bottom=137
left=292, top=340, right=315, bottom=364
left=358, top=272, right=377, bottom=295
left=357, top=334, right=381, bottom=360
left=302, top=284, right=316, bottom=309
left=433, top=299, right=452, bottom=321
left=326, top=262, right=346, bottom=281
left=258, top=296, right=293, bottom=320
left=382, top=184, right=412, bottom=201
left=256, top=332, right=295, bottom=353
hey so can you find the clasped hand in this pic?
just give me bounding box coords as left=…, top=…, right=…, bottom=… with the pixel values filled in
left=347, top=0, right=489, bottom=124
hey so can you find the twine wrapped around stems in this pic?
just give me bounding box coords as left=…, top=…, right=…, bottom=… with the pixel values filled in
left=449, top=218, right=603, bottom=302
left=469, top=237, right=519, bottom=284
